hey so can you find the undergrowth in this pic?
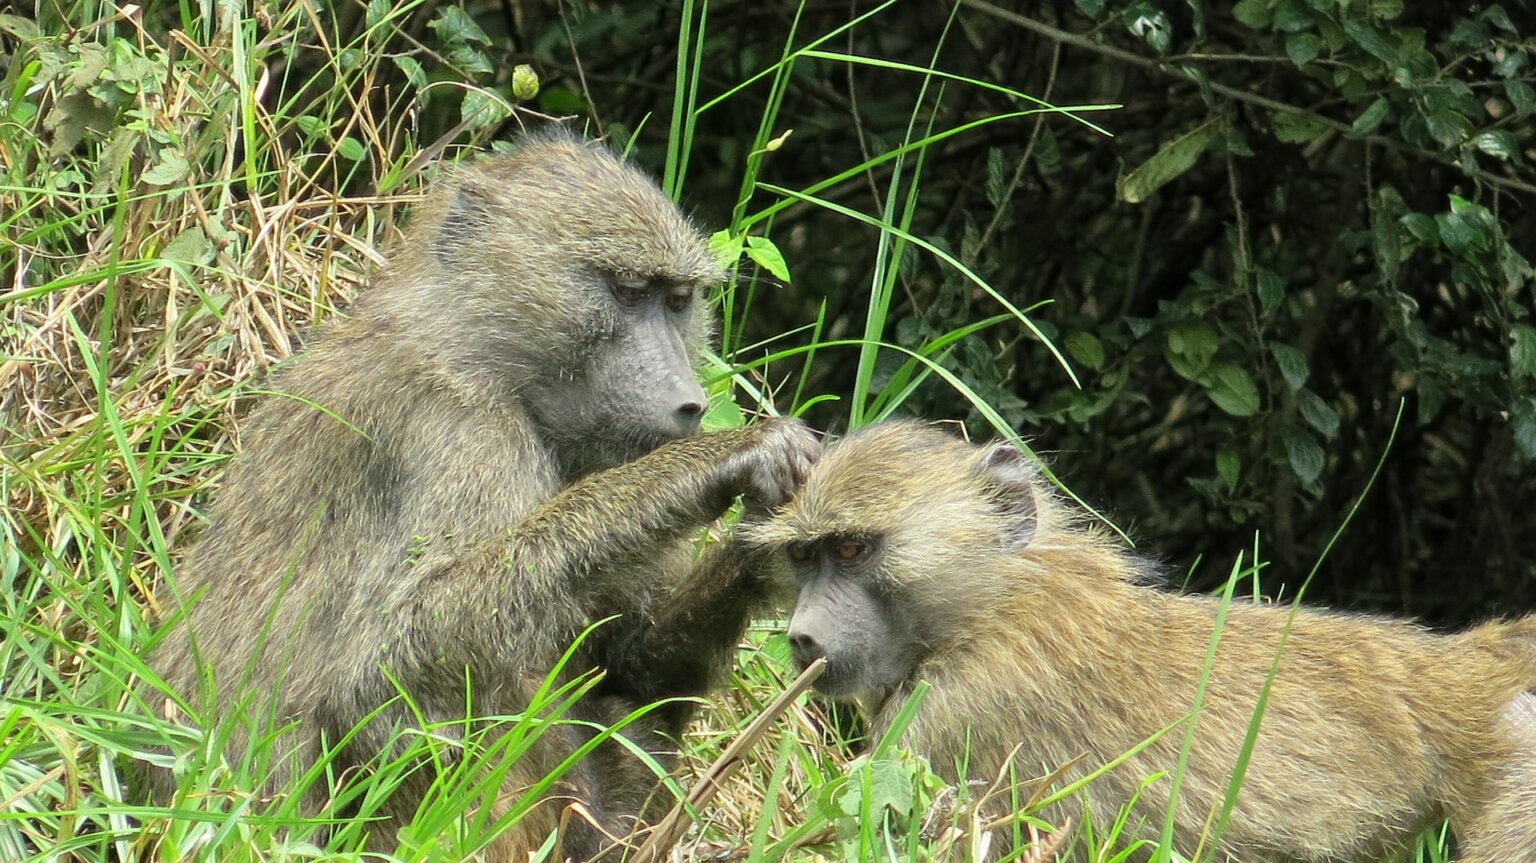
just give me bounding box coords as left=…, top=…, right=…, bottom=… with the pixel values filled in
left=0, top=2, right=1455, bottom=862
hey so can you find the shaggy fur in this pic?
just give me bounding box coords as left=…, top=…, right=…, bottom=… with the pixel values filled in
left=143, top=132, right=818, bottom=858
left=757, top=421, right=1536, bottom=862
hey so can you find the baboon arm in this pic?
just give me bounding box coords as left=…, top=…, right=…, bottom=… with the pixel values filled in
left=603, top=540, right=772, bottom=700
left=400, top=428, right=774, bottom=670
left=508, top=430, right=755, bottom=591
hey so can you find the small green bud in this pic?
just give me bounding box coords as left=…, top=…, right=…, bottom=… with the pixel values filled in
left=512, top=65, right=540, bottom=101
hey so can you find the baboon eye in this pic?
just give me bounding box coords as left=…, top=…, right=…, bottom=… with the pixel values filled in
left=786, top=541, right=815, bottom=564
left=835, top=540, right=868, bottom=561
left=610, top=279, right=648, bottom=305
left=665, top=289, right=692, bottom=313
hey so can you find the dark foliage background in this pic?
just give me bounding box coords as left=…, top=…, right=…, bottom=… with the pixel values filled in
left=48, top=0, right=1536, bottom=623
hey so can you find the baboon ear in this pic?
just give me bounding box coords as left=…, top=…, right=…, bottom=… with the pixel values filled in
left=981, top=443, right=1038, bottom=552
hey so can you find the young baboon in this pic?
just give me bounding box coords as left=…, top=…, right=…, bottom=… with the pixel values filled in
left=752, top=421, right=1536, bottom=862
left=144, top=131, right=819, bottom=857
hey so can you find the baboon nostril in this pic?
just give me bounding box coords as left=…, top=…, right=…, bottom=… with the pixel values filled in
left=789, top=631, right=822, bottom=661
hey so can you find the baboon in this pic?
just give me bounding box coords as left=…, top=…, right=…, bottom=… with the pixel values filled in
left=752, top=421, right=1536, bottom=862
left=144, top=131, right=819, bottom=857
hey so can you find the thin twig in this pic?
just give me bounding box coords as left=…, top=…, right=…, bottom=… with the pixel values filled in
left=964, top=1, right=1536, bottom=197
left=628, top=658, right=827, bottom=863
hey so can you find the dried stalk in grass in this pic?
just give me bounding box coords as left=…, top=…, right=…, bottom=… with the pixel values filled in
left=628, top=658, right=826, bottom=863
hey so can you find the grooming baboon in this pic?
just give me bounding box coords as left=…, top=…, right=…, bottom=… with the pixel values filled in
left=753, top=421, right=1536, bottom=862
left=144, top=131, right=819, bottom=857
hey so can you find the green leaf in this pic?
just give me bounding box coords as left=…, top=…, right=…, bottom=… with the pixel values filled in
left=1271, top=0, right=1311, bottom=31
left=1279, top=425, right=1325, bottom=484
left=1271, top=111, right=1328, bottom=144
left=1269, top=343, right=1308, bottom=390
left=701, top=394, right=745, bottom=431
left=1296, top=388, right=1340, bottom=440
left=1074, top=0, right=1107, bottom=18
left=336, top=136, right=366, bottom=161
left=708, top=230, right=745, bottom=270
left=1285, top=33, right=1321, bottom=66
left=461, top=88, right=511, bottom=131
left=1257, top=269, right=1284, bottom=312
left=1341, top=19, right=1399, bottom=68
left=294, top=115, right=326, bottom=138
left=1232, top=0, right=1270, bottom=29
left=1216, top=449, right=1240, bottom=491
left=393, top=55, right=427, bottom=89
left=1400, top=212, right=1437, bottom=243
left=1067, top=332, right=1106, bottom=371
left=1165, top=323, right=1220, bottom=380
left=1349, top=98, right=1389, bottom=137
left=1436, top=210, right=1477, bottom=254
left=745, top=236, right=792, bottom=283
left=1483, top=4, right=1517, bottom=32
left=1205, top=362, right=1260, bottom=417
left=142, top=149, right=189, bottom=185
left=1474, top=130, right=1518, bottom=161
left=1118, top=120, right=1219, bottom=204
left=1424, top=107, right=1470, bottom=147
left=1513, top=397, right=1536, bottom=460
left=161, top=227, right=213, bottom=266
left=1506, top=81, right=1536, bottom=118
left=1512, top=324, right=1536, bottom=380
left=429, top=6, right=492, bottom=45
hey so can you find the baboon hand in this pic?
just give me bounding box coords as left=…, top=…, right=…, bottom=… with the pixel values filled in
left=718, top=418, right=821, bottom=517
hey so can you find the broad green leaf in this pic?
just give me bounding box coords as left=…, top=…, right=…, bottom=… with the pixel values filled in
left=1271, top=111, right=1328, bottom=144
left=745, top=236, right=792, bottom=283
left=1232, top=0, right=1270, bottom=29
left=1506, top=81, right=1536, bottom=117
left=1074, top=0, right=1107, bottom=16
left=1067, top=332, right=1106, bottom=371
left=1350, top=98, right=1389, bottom=137
left=161, top=227, right=213, bottom=266
left=1269, top=343, right=1308, bottom=390
left=1205, top=363, right=1260, bottom=417
left=1513, top=397, right=1536, bottom=460
left=336, top=137, right=366, bottom=161
left=429, top=6, right=492, bottom=45
left=1285, top=33, right=1321, bottom=67
left=1296, top=388, right=1340, bottom=440
left=1279, top=425, right=1325, bottom=484
left=393, top=55, right=427, bottom=89
left=1216, top=449, right=1240, bottom=491
left=1512, top=324, right=1536, bottom=380
left=1118, top=120, right=1219, bottom=204
left=1257, top=269, right=1284, bottom=312
left=1166, top=323, right=1220, bottom=380
left=142, top=149, right=188, bottom=185
left=462, top=88, right=511, bottom=131
left=1473, top=130, right=1518, bottom=161
left=708, top=230, right=745, bottom=270
left=1400, top=212, right=1437, bottom=243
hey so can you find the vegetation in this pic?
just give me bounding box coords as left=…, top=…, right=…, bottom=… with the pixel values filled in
left=2, top=0, right=1528, bottom=860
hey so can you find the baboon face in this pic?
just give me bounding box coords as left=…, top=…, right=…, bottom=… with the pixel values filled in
left=760, top=423, right=1041, bottom=702
left=784, top=533, right=923, bottom=699
left=419, top=136, right=724, bottom=468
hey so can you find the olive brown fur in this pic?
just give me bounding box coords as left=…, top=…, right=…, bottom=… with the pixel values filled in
left=753, top=420, right=1536, bottom=863
left=143, top=131, right=819, bottom=858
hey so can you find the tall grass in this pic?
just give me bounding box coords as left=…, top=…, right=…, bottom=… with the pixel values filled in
left=0, top=2, right=1452, bottom=862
